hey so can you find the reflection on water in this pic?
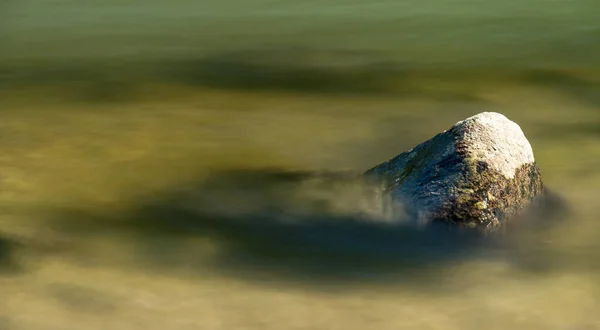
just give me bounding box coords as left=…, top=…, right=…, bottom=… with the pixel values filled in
left=1, top=1, right=600, bottom=330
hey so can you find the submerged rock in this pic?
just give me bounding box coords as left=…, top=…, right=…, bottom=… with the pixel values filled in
left=365, top=112, right=544, bottom=232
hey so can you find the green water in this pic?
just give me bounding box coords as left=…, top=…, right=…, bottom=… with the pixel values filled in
left=2, top=0, right=599, bottom=66
left=1, top=1, right=600, bottom=330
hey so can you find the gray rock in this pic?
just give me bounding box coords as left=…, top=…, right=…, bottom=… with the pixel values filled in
left=364, top=112, right=544, bottom=232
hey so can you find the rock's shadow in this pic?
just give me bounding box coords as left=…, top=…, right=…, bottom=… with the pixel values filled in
left=48, top=168, right=570, bottom=287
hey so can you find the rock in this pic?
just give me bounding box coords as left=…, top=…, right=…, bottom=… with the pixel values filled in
left=364, top=112, right=544, bottom=232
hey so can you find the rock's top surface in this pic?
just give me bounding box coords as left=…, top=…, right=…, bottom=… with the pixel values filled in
left=453, top=112, right=535, bottom=179
left=365, top=111, right=543, bottom=232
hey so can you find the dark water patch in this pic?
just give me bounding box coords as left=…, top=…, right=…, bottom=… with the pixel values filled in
left=160, top=49, right=485, bottom=101
left=521, top=69, right=600, bottom=107
left=486, top=189, right=599, bottom=275
left=162, top=49, right=397, bottom=95
left=0, top=51, right=486, bottom=102
left=0, top=233, right=25, bottom=276
left=45, top=168, right=569, bottom=287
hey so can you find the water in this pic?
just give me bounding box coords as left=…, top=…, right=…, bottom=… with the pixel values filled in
left=1, top=1, right=600, bottom=329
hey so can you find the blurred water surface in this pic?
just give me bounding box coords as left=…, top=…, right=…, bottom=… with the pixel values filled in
left=1, top=1, right=600, bottom=330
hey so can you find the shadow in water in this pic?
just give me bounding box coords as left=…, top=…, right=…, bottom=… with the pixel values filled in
left=162, top=49, right=483, bottom=101
left=2, top=51, right=599, bottom=106
left=48, top=168, right=569, bottom=287
left=521, top=69, right=600, bottom=107
left=165, top=50, right=397, bottom=94
left=0, top=234, right=25, bottom=275
left=0, top=49, right=485, bottom=102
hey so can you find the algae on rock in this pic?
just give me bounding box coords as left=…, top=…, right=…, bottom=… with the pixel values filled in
left=365, top=112, right=544, bottom=232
